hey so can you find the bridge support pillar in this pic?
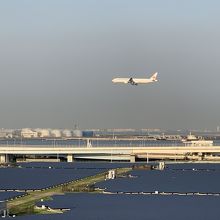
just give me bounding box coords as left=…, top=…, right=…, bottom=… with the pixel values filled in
left=0, top=154, right=9, bottom=163
left=130, top=155, right=136, bottom=163
left=67, top=154, right=73, bottom=163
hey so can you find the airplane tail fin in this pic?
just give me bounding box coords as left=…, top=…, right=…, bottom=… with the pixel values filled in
left=150, top=72, right=158, bottom=81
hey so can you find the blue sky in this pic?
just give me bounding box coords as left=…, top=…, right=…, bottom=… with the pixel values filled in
left=0, top=0, right=219, bottom=130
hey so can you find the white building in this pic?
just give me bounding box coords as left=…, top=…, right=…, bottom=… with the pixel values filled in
left=50, top=130, right=62, bottom=138
left=73, top=129, right=82, bottom=137
left=35, top=129, right=50, bottom=138
left=0, top=129, right=13, bottom=138
left=21, top=128, right=38, bottom=138
left=62, top=130, right=73, bottom=138
left=106, top=170, right=116, bottom=180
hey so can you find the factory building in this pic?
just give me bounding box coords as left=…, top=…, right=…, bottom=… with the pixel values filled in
left=62, top=130, right=73, bottom=138
left=0, top=129, right=13, bottom=138
left=73, top=129, right=82, bottom=137
left=50, top=130, right=62, bottom=138
left=21, top=128, right=38, bottom=138
left=35, top=129, right=50, bottom=138
left=82, top=131, right=94, bottom=137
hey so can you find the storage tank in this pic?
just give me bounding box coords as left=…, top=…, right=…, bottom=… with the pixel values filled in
left=73, top=129, right=82, bottom=137
left=36, top=129, right=50, bottom=138
left=51, top=130, right=62, bottom=138
left=62, top=129, right=73, bottom=138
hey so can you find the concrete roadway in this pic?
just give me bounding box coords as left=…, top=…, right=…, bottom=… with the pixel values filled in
left=1, top=145, right=220, bottom=162
left=1, top=145, right=220, bottom=154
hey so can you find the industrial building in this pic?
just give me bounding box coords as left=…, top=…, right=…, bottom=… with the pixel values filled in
left=35, top=129, right=50, bottom=138
left=50, top=130, right=62, bottom=138
left=0, top=129, right=13, bottom=139
left=62, top=130, right=73, bottom=138
left=21, top=128, right=38, bottom=138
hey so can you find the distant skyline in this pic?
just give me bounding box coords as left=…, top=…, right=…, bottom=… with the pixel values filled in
left=0, top=0, right=220, bottom=130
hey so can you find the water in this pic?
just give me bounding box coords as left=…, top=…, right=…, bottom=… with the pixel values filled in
left=19, top=162, right=133, bottom=169
left=97, top=167, right=220, bottom=193
left=0, top=163, right=121, bottom=190
left=15, top=194, right=220, bottom=220
left=0, top=192, right=23, bottom=201
left=1, top=162, right=220, bottom=219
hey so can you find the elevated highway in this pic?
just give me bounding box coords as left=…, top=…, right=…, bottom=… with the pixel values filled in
left=1, top=145, right=220, bottom=163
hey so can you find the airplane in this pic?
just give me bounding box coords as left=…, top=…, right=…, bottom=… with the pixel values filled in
left=112, top=72, right=158, bottom=86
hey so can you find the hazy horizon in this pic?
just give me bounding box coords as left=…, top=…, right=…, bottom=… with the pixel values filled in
left=0, top=1, right=219, bottom=130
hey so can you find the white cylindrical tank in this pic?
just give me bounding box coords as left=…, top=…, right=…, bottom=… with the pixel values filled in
left=51, top=130, right=62, bottom=138
left=37, top=129, right=50, bottom=138
left=62, top=129, right=73, bottom=138
left=73, top=129, right=82, bottom=137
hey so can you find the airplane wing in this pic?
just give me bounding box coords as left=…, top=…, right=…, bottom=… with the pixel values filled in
left=128, top=78, right=138, bottom=85
left=112, top=77, right=138, bottom=85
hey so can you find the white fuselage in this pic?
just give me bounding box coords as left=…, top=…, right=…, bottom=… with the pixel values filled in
left=112, top=78, right=156, bottom=84
left=112, top=72, right=158, bottom=85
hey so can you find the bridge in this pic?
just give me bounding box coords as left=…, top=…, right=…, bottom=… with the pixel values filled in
left=1, top=144, right=220, bottom=163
